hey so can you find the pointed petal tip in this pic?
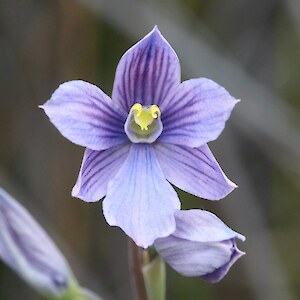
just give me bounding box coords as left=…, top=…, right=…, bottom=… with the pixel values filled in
left=214, top=179, right=238, bottom=200
left=227, top=97, right=239, bottom=111
left=209, top=183, right=236, bottom=201
left=152, top=25, right=163, bottom=38
left=151, top=25, right=160, bottom=35
left=71, top=193, right=100, bottom=203
left=227, top=180, right=238, bottom=193
left=228, top=177, right=238, bottom=188
left=237, top=233, right=246, bottom=242
left=146, top=25, right=165, bottom=43
left=71, top=189, right=76, bottom=198
left=226, top=178, right=238, bottom=193
left=71, top=185, right=80, bottom=199
left=71, top=185, right=101, bottom=203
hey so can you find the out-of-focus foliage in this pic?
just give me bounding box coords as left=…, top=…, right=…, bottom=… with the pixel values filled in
left=0, top=0, right=299, bottom=299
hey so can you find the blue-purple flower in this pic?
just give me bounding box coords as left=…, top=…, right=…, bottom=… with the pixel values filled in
left=154, top=209, right=245, bottom=283
left=41, top=27, right=238, bottom=248
left=0, top=188, right=74, bottom=297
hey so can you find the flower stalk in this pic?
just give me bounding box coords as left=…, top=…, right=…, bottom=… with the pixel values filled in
left=142, top=255, right=166, bottom=300
left=128, top=239, right=148, bottom=300
left=128, top=239, right=166, bottom=300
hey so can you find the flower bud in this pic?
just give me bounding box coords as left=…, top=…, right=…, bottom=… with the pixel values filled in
left=0, top=188, right=75, bottom=298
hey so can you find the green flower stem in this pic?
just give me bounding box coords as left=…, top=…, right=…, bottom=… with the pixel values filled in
left=142, top=256, right=166, bottom=300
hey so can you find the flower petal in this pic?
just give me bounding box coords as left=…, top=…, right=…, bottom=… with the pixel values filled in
left=159, top=78, right=238, bottom=147
left=41, top=80, right=127, bottom=151
left=72, top=144, right=130, bottom=202
left=112, top=27, right=181, bottom=114
left=201, top=241, right=245, bottom=283
left=154, top=143, right=236, bottom=200
left=154, top=210, right=245, bottom=281
left=103, top=144, right=180, bottom=248
left=0, top=188, right=73, bottom=297
left=155, top=235, right=244, bottom=281
left=172, top=210, right=245, bottom=243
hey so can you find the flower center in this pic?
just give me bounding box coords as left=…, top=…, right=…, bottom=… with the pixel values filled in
left=131, top=103, right=160, bottom=131
left=124, top=103, right=163, bottom=143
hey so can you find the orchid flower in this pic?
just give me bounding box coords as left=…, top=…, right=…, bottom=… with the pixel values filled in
left=41, top=27, right=238, bottom=248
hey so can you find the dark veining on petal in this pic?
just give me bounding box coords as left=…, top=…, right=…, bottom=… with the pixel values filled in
left=82, top=150, right=117, bottom=180
left=155, top=48, right=167, bottom=106
left=84, top=159, right=121, bottom=193
left=117, top=86, right=125, bottom=101
left=121, top=59, right=130, bottom=112
left=152, top=47, right=160, bottom=103
left=162, top=89, right=196, bottom=123
left=155, top=145, right=226, bottom=192
left=82, top=150, right=99, bottom=172
left=141, top=41, right=154, bottom=104
left=160, top=54, right=172, bottom=102
left=65, top=98, right=124, bottom=125
left=82, top=148, right=119, bottom=176
left=126, top=52, right=135, bottom=111
left=132, top=47, right=148, bottom=107
left=82, top=146, right=123, bottom=177
left=83, top=146, right=129, bottom=192
left=88, top=95, right=126, bottom=123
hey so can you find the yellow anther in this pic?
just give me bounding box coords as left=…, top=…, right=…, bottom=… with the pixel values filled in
left=130, top=103, right=143, bottom=116
left=150, top=105, right=160, bottom=119
left=130, top=103, right=161, bottom=131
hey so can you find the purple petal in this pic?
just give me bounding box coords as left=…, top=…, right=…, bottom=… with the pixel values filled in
left=159, top=78, right=238, bottom=147
left=0, top=188, right=73, bottom=297
left=154, top=209, right=245, bottom=280
left=155, top=235, right=244, bottom=280
left=173, top=210, right=245, bottom=242
left=201, top=241, right=245, bottom=283
left=72, top=143, right=130, bottom=202
left=112, top=27, right=181, bottom=114
left=154, top=143, right=236, bottom=200
left=103, top=144, right=180, bottom=248
left=41, top=80, right=127, bottom=151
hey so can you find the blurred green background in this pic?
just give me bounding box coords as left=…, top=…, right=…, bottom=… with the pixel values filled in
left=0, top=0, right=300, bottom=299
